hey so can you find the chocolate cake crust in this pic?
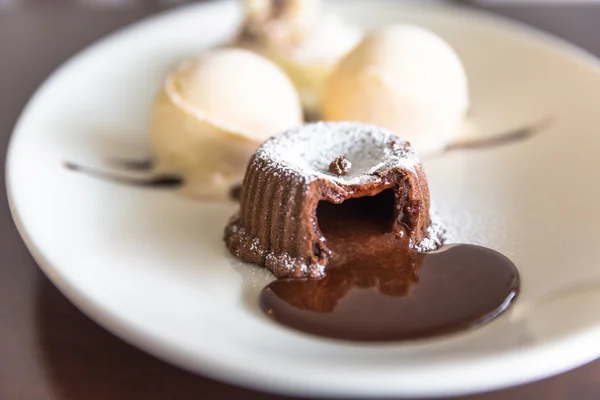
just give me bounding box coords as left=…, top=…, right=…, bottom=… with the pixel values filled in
left=224, top=122, right=439, bottom=278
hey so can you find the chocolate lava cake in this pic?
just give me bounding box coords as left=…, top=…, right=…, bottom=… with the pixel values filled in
left=224, top=122, right=441, bottom=278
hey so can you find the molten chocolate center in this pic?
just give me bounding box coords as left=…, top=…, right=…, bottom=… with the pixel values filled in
left=260, top=192, right=519, bottom=342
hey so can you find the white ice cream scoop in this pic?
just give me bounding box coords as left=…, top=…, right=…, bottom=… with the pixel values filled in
left=149, top=48, right=303, bottom=199
left=237, top=0, right=362, bottom=114
left=322, top=25, right=469, bottom=154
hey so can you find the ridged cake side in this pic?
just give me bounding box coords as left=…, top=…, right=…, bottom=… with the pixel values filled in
left=225, top=155, right=327, bottom=277
left=224, top=122, right=443, bottom=278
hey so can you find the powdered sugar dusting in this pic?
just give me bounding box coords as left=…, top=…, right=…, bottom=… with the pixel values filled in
left=265, top=252, right=298, bottom=272
left=411, top=209, right=448, bottom=253
left=255, top=122, right=420, bottom=186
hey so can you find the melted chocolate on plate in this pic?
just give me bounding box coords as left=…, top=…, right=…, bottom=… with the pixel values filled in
left=260, top=194, right=519, bottom=342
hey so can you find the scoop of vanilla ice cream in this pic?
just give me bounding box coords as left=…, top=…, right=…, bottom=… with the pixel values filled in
left=149, top=48, right=303, bottom=199
left=322, top=25, right=469, bottom=153
left=271, top=15, right=362, bottom=113
left=237, top=0, right=362, bottom=113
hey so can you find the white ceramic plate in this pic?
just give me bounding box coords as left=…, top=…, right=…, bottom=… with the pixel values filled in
left=7, top=0, right=600, bottom=397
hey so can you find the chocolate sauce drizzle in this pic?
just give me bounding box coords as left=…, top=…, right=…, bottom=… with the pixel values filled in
left=444, top=116, right=552, bottom=152
left=62, top=115, right=550, bottom=199
left=64, top=162, right=182, bottom=188
left=105, top=157, right=154, bottom=171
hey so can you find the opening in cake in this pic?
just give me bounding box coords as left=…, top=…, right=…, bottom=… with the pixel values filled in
left=316, top=189, right=396, bottom=241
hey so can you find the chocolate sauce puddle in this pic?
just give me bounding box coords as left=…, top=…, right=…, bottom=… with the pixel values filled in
left=64, top=162, right=182, bottom=188
left=260, top=196, right=519, bottom=342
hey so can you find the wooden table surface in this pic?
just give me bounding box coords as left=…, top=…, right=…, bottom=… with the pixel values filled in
left=2, top=3, right=600, bottom=399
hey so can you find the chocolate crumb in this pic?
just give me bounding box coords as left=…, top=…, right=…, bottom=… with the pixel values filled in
left=329, top=155, right=351, bottom=175
left=229, top=184, right=242, bottom=202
